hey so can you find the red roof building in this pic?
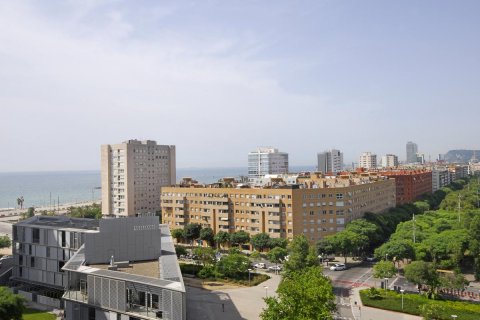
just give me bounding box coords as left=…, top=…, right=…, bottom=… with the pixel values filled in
left=380, top=169, right=432, bottom=205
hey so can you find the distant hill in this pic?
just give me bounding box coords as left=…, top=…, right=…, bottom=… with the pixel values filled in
left=444, top=150, right=480, bottom=163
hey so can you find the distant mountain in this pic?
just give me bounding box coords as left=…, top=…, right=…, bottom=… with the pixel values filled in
left=444, top=150, right=480, bottom=163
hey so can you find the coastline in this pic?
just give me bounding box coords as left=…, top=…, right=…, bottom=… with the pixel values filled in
left=0, top=200, right=100, bottom=216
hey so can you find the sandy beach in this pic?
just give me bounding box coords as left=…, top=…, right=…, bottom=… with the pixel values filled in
left=0, top=200, right=99, bottom=218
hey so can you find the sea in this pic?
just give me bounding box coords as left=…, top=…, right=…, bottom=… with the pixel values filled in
left=0, top=166, right=314, bottom=210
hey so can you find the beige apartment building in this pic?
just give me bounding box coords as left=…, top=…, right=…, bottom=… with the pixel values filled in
left=101, top=140, right=176, bottom=216
left=161, top=172, right=395, bottom=243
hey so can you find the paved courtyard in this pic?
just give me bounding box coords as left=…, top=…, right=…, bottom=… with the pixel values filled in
left=186, top=272, right=281, bottom=320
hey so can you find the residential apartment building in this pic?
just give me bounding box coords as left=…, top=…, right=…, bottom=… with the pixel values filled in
left=101, top=140, right=176, bottom=217
left=449, top=165, right=469, bottom=181
left=161, top=172, right=396, bottom=243
left=359, top=152, right=377, bottom=169
left=63, top=216, right=185, bottom=320
left=11, top=216, right=100, bottom=308
left=432, top=169, right=451, bottom=192
left=317, top=149, right=343, bottom=173
left=380, top=169, right=432, bottom=205
left=406, top=141, right=418, bottom=164
left=381, top=154, right=399, bottom=168
left=248, top=147, right=288, bottom=181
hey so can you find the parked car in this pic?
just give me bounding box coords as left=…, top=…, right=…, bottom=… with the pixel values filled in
left=365, top=256, right=376, bottom=262
left=268, top=265, right=282, bottom=272
left=329, top=263, right=347, bottom=271
left=254, top=263, right=266, bottom=269
left=318, top=254, right=335, bottom=262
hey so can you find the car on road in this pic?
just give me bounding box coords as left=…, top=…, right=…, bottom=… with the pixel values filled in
left=268, top=265, right=282, bottom=272
left=329, top=263, right=347, bottom=271
left=365, top=256, right=376, bottom=262
left=254, top=263, right=266, bottom=269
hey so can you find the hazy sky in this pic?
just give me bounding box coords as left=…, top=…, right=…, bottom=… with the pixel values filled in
left=1, top=1, right=479, bottom=171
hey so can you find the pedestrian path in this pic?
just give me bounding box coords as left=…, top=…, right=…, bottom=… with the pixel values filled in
left=350, top=287, right=422, bottom=320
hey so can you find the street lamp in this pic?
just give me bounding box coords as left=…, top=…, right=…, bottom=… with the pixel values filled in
left=384, top=278, right=389, bottom=297
left=248, top=269, right=252, bottom=285
left=385, top=253, right=389, bottom=261
left=400, top=289, right=405, bottom=310
left=264, top=286, right=268, bottom=298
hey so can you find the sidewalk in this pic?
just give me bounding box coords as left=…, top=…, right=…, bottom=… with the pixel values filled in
left=350, top=287, right=422, bottom=320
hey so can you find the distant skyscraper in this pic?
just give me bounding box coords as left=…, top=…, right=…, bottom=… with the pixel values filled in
left=101, top=139, right=176, bottom=217
left=406, top=141, right=418, bottom=163
left=381, top=154, right=399, bottom=168
left=359, top=152, right=377, bottom=169
left=317, top=149, right=343, bottom=173
left=248, top=147, right=288, bottom=180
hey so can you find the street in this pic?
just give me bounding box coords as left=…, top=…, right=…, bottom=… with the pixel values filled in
left=0, top=221, right=12, bottom=237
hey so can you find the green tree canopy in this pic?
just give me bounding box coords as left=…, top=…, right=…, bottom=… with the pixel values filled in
left=171, top=229, right=185, bottom=244
left=374, top=240, right=415, bottom=264
left=250, top=233, right=271, bottom=251
left=0, top=286, right=25, bottom=320
left=68, top=204, right=102, bottom=219
left=230, top=231, right=250, bottom=247
left=404, top=261, right=439, bottom=297
left=0, top=236, right=11, bottom=249
left=214, top=231, right=230, bottom=250
left=284, top=235, right=317, bottom=273
left=193, top=247, right=216, bottom=266
left=199, top=227, right=215, bottom=246
left=268, top=237, right=288, bottom=249
left=260, top=266, right=335, bottom=320
left=372, top=260, right=396, bottom=279
left=184, top=223, right=202, bottom=245
left=267, top=247, right=288, bottom=265
left=327, top=230, right=368, bottom=263
left=216, top=253, right=250, bottom=279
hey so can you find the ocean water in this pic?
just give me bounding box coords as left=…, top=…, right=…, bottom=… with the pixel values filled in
left=0, top=166, right=315, bottom=209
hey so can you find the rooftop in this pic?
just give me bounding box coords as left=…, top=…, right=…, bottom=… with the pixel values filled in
left=90, top=260, right=159, bottom=279
left=16, top=216, right=99, bottom=230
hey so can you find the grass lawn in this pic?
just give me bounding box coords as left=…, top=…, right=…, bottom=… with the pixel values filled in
left=22, top=308, right=56, bottom=320
left=360, top=289, right=480, bottom=320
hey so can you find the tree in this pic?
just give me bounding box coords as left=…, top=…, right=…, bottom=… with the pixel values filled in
left=267, top=247, right=288, bottom=267
left=26, top=207, right=35, bottom=218
left=216, top=252, right=250, bottom=279
left=16, top=196, right=24, bottom=210
left=193, top=247, right=216, bottom=267
left=199, top=227, right=215, bottom=247
left=316, top=239, right=335, bottom=256
left=0, top=286, right=25, bottom=320
left=345, top=219, right=382, bottom=250
left=268, top=237, right=288, bottom=249
left=260, top=266, right=335, bottom=320
left=372, top=261, right=396, bottom=279
left=230, top=231, right=250, bottom=248
left=284, top=235, right=317, bottom=273
left=0, top=236, right=11, bottom=249
left=184, top=223, right=202, bottom=247
left=328, top=230, right=368, bottom=264
left=171, top=229, right=185, bottom=244
left=214, top=231, right=230, bottom=251
left=374, top=240, right=415, bottom=266
left=404, top=261, right=439, bottom=298
left=175, top=246, right=187, bottom=257
left=251, top=233, right=271, bottom=252
left=68, top=204, right=102, bottom=219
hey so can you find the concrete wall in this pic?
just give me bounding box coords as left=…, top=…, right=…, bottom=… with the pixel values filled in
left=84, top=216, right=161, bottom=264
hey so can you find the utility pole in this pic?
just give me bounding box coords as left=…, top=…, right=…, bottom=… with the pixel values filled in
left=457, top=194, right=462, bottom=223
left=413, top=214, right=416, bottom=244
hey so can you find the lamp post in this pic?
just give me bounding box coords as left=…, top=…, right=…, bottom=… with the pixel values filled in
left=384, top=278, right=389, bottom=297
left=400, top=289, right=405, bottom=310
left=248, top=269, right=252, bottom=285
left=264, top=286, right=268, bottom=298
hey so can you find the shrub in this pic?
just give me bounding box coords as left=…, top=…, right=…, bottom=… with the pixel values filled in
left=366, top=287, right=382, bottom=300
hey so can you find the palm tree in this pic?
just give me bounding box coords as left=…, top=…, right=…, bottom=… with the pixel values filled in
left=17, top=196, right=24, bottom=209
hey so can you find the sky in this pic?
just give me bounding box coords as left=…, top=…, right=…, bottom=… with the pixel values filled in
left=1, top=0, right=479, bottom=171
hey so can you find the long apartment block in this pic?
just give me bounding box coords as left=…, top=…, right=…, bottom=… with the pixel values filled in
left=161, top=172, right=396, bottom=242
